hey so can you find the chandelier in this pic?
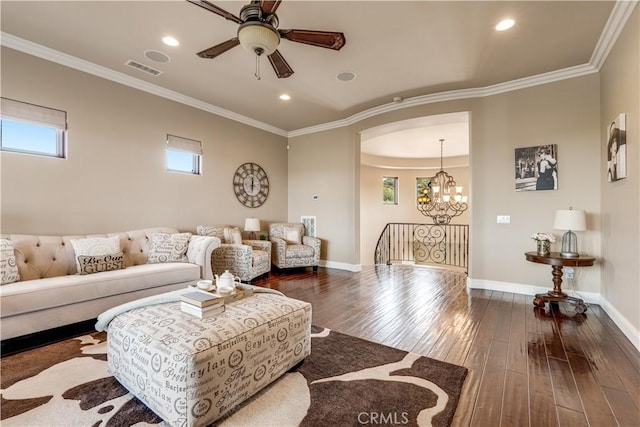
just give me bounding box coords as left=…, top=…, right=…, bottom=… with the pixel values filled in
left=417, top=139, right=468, bottom=224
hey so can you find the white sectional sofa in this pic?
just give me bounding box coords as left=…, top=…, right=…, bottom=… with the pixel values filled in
left=0, top=227, right=220, bottom=340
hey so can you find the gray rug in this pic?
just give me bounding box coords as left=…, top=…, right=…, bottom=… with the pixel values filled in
left=1, top=326, right=467, bottom=426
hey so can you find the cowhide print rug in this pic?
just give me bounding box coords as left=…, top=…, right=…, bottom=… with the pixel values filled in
left=1, top=326, right=467, bottom=427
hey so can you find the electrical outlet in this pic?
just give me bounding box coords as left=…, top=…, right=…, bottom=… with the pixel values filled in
left=565, top=267, right=574, bottom=279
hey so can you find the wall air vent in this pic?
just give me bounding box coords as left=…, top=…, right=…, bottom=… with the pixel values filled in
left=125, top=60, right=163, bottom=76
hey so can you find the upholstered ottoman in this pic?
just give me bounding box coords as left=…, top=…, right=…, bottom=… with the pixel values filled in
left=104, top=292, right=311, bottom=427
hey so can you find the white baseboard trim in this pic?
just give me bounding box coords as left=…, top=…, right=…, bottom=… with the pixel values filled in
left=320, top=260, right=362, bottom=272
left=466, top=278, right=601, bottom=304
left=598, top=297, right=640, bottom=352
left=468, top=277, right=639, bottom=352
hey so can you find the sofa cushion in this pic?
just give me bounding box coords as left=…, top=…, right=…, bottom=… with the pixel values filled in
left=70, top=236, right=121, bottom=272
left=0, top=262, right=200, bottom=317
left=1, top=239, right=20, bottom=285
left=77, top=252, right=125, bottom=275
left=286, top=244, right=314, bottom=258
left=147, top=233, right=191, bottom=263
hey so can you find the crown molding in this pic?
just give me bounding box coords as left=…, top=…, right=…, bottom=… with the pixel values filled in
left=288, top=64, right=598, bottom=137
left=2, top=1, right=636, bottom=139
left=288, top=0, right=637, bottom=138
left=0, top=32, right=288, bottom=137
left=590, top=0, right=639, bottom=70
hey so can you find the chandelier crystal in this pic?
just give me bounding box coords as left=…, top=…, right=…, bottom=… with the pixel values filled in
left=417, top=139, right=468, bottom=224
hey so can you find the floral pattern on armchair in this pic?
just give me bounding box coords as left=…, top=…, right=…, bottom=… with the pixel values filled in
left=269, top=223, right=321, bottom=271
left=197, top=225, right=271, bottom=282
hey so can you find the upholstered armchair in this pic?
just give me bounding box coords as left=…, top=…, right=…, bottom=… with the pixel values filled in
left=269, top=223, right=321, bottom=271
left=197, top=225, right=271, bottom=282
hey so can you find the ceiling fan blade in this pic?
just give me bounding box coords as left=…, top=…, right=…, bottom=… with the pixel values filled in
left=187, top=0, right=243, bottom=24
left=197, top=38, right=240, bottom=58
left=279, top=29, right=346, bottom=50
left=260, top=0, right=282, bottom=15
left=268, top=50, right=294, bottom=78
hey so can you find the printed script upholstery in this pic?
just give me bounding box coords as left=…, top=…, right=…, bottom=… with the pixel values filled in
left=107, top=292, right=312, bottom=427
left=269, top=223, right=321, bottom=270
left=3, top=227, right=178, bottom=280
left=0, top=228, right=221, bottom=339
left=197, top=225, right=271, bottom=282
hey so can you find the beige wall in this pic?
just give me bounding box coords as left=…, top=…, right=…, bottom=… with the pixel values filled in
left=290, top=76, right=603, bottom=292
left=472, top=77, right=602, bottom=290
left=0, top=48, right=289, bottom=235
left=287, top=126, right=359, bottom=266
left=1, top=7, right=637, bottom=340
left=600, top=6, right=639, bottom=335
left=359, top=162, right=469, bottom=265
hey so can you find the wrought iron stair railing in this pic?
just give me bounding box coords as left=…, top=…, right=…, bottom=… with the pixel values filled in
left=374, top=223, right=469, bottom=272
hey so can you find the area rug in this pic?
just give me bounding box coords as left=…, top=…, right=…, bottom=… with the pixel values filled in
left=1, top=326, right=467, bottom=426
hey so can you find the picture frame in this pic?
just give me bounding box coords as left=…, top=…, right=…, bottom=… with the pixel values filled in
left=607, top=113, right=626, bottom=182
left=515, top=144, right=558, bottom=192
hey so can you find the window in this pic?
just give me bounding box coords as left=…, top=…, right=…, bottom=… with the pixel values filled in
left=0, top=98, right=67, bottom=158
left=382, top=176, right=398, bottom=205
left=166, top=134, right=202, bottom=175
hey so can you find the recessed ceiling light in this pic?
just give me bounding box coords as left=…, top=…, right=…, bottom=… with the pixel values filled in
left=336, top=71, right=357, bottom=82
left=279, top=94, right=291, bottom=101
left=162, top=36, right=180, bottom=47
left=495, top=19, right=515, bottom=31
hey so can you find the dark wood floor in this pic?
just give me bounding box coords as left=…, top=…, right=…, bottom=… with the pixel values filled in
left=254, top=265, right=640, bottom=427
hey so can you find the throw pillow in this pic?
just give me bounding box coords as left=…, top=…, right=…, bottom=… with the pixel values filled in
left=284, top=227, right=302, bottom=244
left=223, top=227, right=243, bottom=244
left=70, top=236, right=121, bottom=273
left=0, top=239, right=20, bottom=285
left=147, top=232, right=191, bottom=263
left=77, top=252, right=125, bottom=275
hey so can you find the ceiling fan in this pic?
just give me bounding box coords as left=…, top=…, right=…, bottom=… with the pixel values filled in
left=187, top=0, right=346, bottom=79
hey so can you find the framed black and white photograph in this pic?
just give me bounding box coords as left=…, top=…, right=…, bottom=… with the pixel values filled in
left=607, top=113, right=627, bottom=182
left=515, top=144, right=558, bottom=192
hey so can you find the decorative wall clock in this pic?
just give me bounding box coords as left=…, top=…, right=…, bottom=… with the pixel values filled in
left=233, top=162, right=269, bottom=208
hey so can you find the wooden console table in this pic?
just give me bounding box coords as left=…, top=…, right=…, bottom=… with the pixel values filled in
left=524, top=252, right=595, bottom=314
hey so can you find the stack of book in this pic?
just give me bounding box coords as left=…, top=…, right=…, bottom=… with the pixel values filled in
left=180, top=291, right=225, bottom=318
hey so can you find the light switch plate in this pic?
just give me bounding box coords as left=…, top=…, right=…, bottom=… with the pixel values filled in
left=497, top=215, right=511, bottom=224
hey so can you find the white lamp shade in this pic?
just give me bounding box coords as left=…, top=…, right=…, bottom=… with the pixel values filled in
left=244, top=218, right=261, bottom=232
left=553, top=209, right=586, bottom=231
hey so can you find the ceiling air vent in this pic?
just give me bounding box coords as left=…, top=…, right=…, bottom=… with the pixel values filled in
left=125, top=60, right=163, bottom=76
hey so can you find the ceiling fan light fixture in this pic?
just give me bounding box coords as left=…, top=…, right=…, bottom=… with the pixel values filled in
left=238, top=22, right=280, bottom=55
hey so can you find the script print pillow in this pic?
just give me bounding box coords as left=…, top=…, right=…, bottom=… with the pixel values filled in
left=70, top=236, right=121, bottom=274
left=147, top=232, right=191, bottom=263
left=77, top=252, right=125, bottom=275
left=0, top=239, right=20, bottom=285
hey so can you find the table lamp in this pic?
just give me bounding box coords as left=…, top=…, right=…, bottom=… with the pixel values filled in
left=244, top=217, right=260, bottom=240
left=553, top=208, right=586, bottom=257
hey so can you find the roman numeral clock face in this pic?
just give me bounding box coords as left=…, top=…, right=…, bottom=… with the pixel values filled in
left=233, top=162, right=269, bottom=208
